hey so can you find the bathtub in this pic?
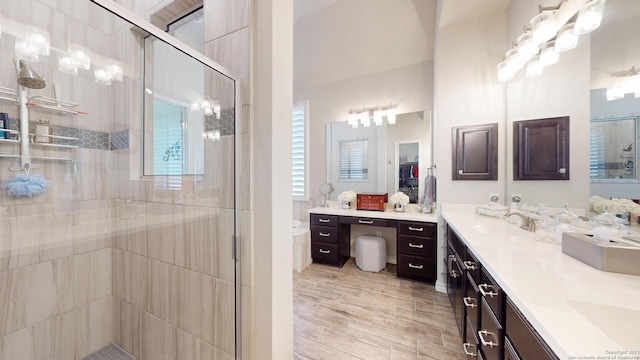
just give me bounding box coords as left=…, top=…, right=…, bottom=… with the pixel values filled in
left=292, top=219, right=311, bottom=272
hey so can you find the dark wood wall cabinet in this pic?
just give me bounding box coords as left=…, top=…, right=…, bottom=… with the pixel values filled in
left=445, top=222, right=559, bottom=360
left=452, top=123, right=498, bottom=180
left=513, top=117, right=569, bottom=180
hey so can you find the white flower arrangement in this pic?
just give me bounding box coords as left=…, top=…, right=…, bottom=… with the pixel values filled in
left=337, top=190, right=356, bottom=203
left=390, top=191, right=410, bottom=205
left=590, top=195, right=640, bottom=215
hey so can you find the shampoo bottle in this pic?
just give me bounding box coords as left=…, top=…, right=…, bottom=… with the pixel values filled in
left=35, top=119, right=52, bottom=143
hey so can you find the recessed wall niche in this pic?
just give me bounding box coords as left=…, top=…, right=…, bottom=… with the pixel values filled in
left=452, top=123, right=498, bottom=180
left=513, top=116, right=570, bottom=180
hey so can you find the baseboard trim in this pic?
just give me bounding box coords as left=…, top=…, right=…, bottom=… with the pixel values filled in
left=435, top=280, right=447, bottom=293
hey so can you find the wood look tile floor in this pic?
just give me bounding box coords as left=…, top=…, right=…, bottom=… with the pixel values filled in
left=293, top=259, right=467, bottom=360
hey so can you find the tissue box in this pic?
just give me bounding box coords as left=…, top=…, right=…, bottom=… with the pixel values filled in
left=356, top=193, right=388, bottom=211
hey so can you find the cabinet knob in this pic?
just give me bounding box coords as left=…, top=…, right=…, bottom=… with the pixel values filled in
left=558, top=168, right=566, bottom=174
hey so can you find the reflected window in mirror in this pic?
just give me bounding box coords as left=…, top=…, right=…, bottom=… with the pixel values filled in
left=339, top=138, right=369, bottom=182
left=590, top=117, right=638, bottom=180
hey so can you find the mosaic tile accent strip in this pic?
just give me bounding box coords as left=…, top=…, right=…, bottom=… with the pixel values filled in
left=82, top=344, right=136, bottom=360
left=205, top=108, right=235, bottom=136
left=110, top=130, right=129, bottom=150
left=7, top=118, right=114, bottom=150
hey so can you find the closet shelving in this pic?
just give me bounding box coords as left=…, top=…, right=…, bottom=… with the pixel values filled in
left=0, top=85, right=84, bottom=170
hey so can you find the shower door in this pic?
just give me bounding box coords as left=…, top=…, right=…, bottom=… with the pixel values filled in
left=0, top=0, right=241, bottom=359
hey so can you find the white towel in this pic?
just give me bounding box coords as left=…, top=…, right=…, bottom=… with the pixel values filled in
left=424, top=175, right=436, bottom=205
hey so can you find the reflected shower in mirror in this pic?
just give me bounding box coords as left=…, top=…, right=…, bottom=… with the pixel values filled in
left=590, top=117, right=637, bottom=180
left=326, top=111, right=432, bottom=201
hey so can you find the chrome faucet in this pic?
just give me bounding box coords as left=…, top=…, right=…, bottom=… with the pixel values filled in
left=506, top=211, right=537, bottom=232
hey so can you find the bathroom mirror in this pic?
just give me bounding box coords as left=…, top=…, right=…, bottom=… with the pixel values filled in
left=326, top=110, right=432, bottom=201
left=589, top=0, right=640, bottom=197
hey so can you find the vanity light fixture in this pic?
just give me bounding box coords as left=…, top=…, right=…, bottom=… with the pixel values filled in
left=58, top=56, right=78, bottom=75
left=346, top=104, right=396, bottom=128
left=497, top=0, right=606, bottom=83
left=574, top=0, right=606, bottom=35
left=539, top=41, right=559, bottom=67
left=94, top=68, right=112, bottom=85
left=607, top=67, right=640, bottom=101
left=530, top=10, right=557, bottom=44
left=555, top=23, right=579, bottom=52
left=526, top=55, right=544, bottom=78
left=68, top=43, right=91, bottom=70
left=516, top=31, right=538, bottom=61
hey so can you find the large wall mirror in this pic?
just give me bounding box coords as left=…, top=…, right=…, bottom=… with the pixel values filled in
left=326, top=110, right=432, bottom=203
left=589, top=0, right=640, bottom=198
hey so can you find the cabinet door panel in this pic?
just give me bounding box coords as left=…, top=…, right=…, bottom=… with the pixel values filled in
left=452, top=123, right=498, bottom=180
left=513, top=117, right=569, bottom=180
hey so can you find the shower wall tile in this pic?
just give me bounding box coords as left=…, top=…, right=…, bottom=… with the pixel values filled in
left=205, top=27, right=250, bottom=107
left=204, top=0, right=249, bottom=42
left=0, top=248, right=112, bottom=340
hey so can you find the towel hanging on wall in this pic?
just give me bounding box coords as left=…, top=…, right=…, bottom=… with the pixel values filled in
left=424, top=173, right=436, bottom=205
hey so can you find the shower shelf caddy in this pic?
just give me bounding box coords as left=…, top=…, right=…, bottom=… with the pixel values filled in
left=0, top=86, right=84, bottom=170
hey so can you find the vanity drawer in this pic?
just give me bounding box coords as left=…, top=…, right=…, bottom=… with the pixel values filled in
left=505, top=298, right=558, bottom=360
left=397, top=221, right=436, bottom=237
left=397, top=254, right=435, bottom=283
left=311, top=214, right=339, bottom=227
left=310, top=226, right=339, bottom=244
left=397, top=234, right=435, bottom=258
left=479, top=298, right=503, bottom=360
left=463, top=316, right=479, bottom=358
left=479, top=268, right=503, bottom=323
left=311, top=242, right=339, bottom=266
left=341, top=216, right=393, bottom=227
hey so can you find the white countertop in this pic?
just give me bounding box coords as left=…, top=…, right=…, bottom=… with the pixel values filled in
left=308, top=203, right=438, bottom=223
left=441, top=204, right=640, bottom=360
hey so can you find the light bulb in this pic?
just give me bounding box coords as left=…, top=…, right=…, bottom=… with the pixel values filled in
left=531, top=11, right=557, bottom=44
left=574, top=0, right=606, bottom=35
left=516, top=32, right=538, bottom=60
left=606, top=86, right=624, bottom=101
left=555, top=23, right=579, bottom=52
left=526, top=56, right=543, bottom=78
left=94, top=68, right=112, bottom=85
left=540, top=42, right=559, bottom=66
left=373, top=110, right=383, bottom=126
left=497, top=61, right=514, bottom=83
left=58, top=56, right=78, bottom=75
left=505, top=48, right=524, bottom=73
left=387, top=109, right=396, bottom=125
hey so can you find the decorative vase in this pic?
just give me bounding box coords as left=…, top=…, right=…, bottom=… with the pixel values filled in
left=341, top=200, right=351, bottom=209
left=394, top=203, right=405, bottom=212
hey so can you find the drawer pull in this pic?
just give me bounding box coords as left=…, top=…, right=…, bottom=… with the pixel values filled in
left=318, top=218, right=330, bottom=223
left=408, top=226, right=424, bottom=232
left=408, top=263, right=424, bottom=270
left=408, top=243, right=424, bottom=249
left=478, top=283, right=498, bottom=298
left=318, top=249, right=331, bottom=254
left=463, top=260, right=477, bottom=271
left=478, top=330, right=499, bottom=348
left=450, top=269, right=460, bottom=278
left=358, top=220, right=374, bottom=224
left=318, top=232, right=331, bottom=237
left=463, top=343, right=477, bottom=357
left=447, top=254, right=457, bottom=275
left=463, top=296, right=477, bottom=308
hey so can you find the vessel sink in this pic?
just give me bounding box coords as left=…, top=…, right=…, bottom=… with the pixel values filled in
left=562, top=232, right=640, bottom=276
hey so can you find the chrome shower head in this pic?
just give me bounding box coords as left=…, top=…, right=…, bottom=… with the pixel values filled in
left=17, top=59, right=46, bottom=89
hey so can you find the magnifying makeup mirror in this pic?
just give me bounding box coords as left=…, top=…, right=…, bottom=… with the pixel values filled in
left=319, top=183, right=334, bottom=207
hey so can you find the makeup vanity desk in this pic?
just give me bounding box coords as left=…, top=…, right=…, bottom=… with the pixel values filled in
left=308, top=206, right=438, bottom=283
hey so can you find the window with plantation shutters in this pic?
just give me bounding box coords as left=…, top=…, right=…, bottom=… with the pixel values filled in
left=339, top=138, right=369, bottom=182
left=292, top=101, right=308, bottom=200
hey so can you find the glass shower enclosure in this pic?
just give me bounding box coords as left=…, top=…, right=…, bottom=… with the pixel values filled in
left=0, top=0, right=240, bottom=359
